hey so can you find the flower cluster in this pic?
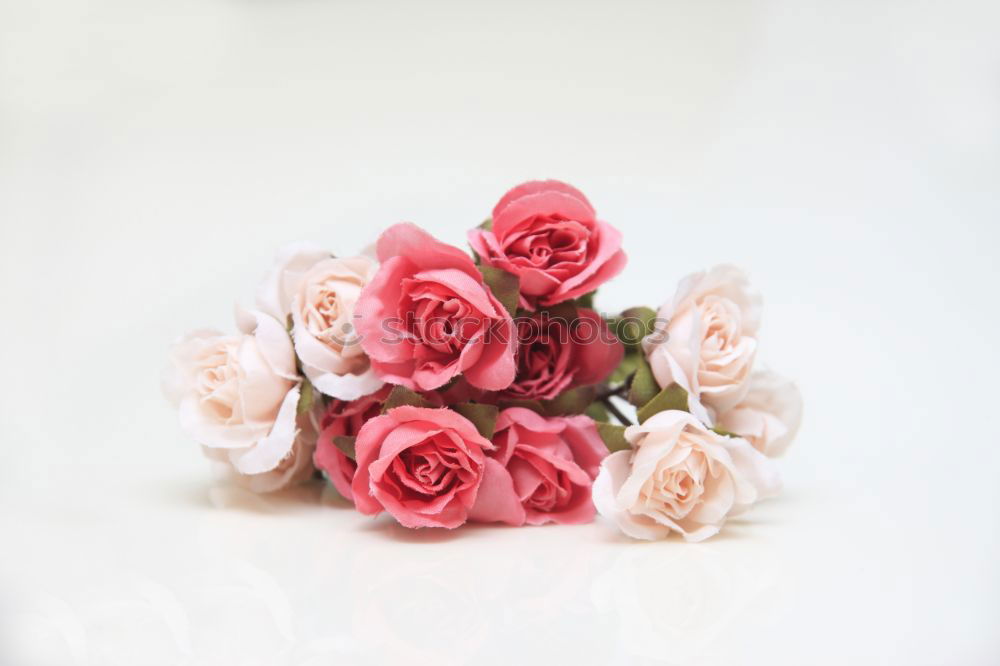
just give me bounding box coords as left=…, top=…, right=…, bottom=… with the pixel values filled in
left=164, top=181, right=801, bottom=540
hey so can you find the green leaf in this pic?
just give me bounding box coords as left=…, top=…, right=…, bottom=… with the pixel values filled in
left=539, top=300, right=578, bottom=325
left=596, top=422, right=630, bottom=453
left=574, top=290, right=596, bottom=309
left=627, top=354, right=660, bottom=407
left=478, top=218, right=493, bottom=231
left=614, top=306, right=657, bottom=348
left=297, top=379, right=316, bottom=415
left=451, top=402, right=500, bottom=439
left=477, top=265, right=520, bottom=317
left=382, top=385, right=432, bottom=412
left=543, top=386, right=597, bottom=416
left=333, top=435, right=357, bottom=460
left=496, top=398, right=547, bottom=415
left=711, top=425, right=738, bottom=438
left=610, top=351, right=641, bottom=384
left=636, top=382, right=689, bottom=424
left=585, top=401, right=610, bottom=422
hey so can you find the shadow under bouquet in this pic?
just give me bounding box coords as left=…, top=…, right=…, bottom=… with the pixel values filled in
left=164, top=180, right=801, bottom=542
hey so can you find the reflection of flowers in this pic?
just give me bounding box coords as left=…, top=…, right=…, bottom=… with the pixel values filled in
left=592, top=543, right=782, bottom=663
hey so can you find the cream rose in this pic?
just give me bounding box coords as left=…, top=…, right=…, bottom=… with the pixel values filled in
left=715, top=369, right=802, bottom=457
left=257, top=243, right=383, bottom=401
left=643, top=264, right=762, bottom=423
left=163, top=308, right=307, bottom=481
left=593, top=410, right=779, bottom=542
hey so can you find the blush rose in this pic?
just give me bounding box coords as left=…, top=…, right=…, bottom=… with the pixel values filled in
left=642, top=264, right=762, bottom=423
left=468, top=180, right=627, bottom=309
left=162, top=308, right=315, bottom=490
left=355, top=223, right=517, bottom=392
left=593, top=410, right=779, bottom=542
left=257, top=243, right=384, bottom=401
left=715, top=369, right=803, bottom=458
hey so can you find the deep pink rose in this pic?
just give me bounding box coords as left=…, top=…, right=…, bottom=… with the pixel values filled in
left=468, top=180, right=627, bottom=309
left=355, top=223, right=517, bottom=392
left=313, top=386, right=390, bottom=502
left=500, top=308, right=624, bottom=401
left=351, top=405, right=519, bottom=528
left=476, top=408, right=608, bottom=526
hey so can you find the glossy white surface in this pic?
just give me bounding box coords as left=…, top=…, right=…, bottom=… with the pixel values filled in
left=2, top=1, right=998, bottom=664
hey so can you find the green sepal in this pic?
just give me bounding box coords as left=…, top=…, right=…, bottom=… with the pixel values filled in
left=596, top=422, right=630, bottom=453
left=711, top=425, right=738, bottom=438
left=585, top=401, right=610, bottom=422
left=626, top=354, right=660, bottom=407
left=451, top=402, right=500, bottom=440
left=478, top=218, right=493, bottom=231
left=613, top=306, right=657, bottom=348
left=539, top=300, right=578, bottom=324
left=382, top=385, right=432, bottom=412
left=297, top=379, right=316, bottom=415
left=574, top=291, right=596, bottom=309
left=333, top=435, right=357, bottom=460
left=636, top=382, right=689, bottom=424
left=543, top=386, right=597, bottom=416
left=478, top=265, right=520, bottom=317
left=610, top=351, right=641, bottom=384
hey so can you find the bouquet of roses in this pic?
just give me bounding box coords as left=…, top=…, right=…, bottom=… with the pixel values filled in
left=163, top=181, right=802, bottom=541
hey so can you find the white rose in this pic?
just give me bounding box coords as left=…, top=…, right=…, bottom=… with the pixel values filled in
left=593, top=410, right=779, bottom=542
left=715, top=369, right=803, bottom=457
left=257, top=243, right=383, bottom=401
left=163, top=308, right=306, bottom=480
left=643, top=264, right=761, bottom=423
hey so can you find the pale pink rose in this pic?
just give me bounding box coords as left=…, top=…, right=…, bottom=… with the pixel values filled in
left=469, top=180, right=627, bottom=309
left=258, top=243, right=384, bottom=401
left=355, top=223, right=517, bottom=392
left=313, top=386, right=390, bottom=501
left=163, top=308, right=311, bottom=487
left=201, top=411, right=318, bottom=493
left=473, top=408, right=608, bottom=526
left=351, top=406, right=515, bottom=528
left=593, top=410, right=779, bottom=542
left=499, top=308, right=623, bottom=402
left=643, top=265, right=762, bottom=423
left=715, top=369, right=802, bottom=457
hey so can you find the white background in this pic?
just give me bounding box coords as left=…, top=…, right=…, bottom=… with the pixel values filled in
left=2, top=1, right=999, bottom=664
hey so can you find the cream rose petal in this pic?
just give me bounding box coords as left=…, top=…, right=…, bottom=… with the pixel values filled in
left=228, top=383, right=301, bottom=475
left=255, top=242, right=331, bottom=321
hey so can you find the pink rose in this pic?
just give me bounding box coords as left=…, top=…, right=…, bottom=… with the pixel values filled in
left=351, top=405, right=515, bottom=528
left=313, top=386, right=391, bottom=501
left=500, top=308, right=623, bottom=401
left=468, top=180, right=627, bottom=309
left=475, top=408, right=608, bottom=526
left=355, top=223, right=517, bottom=392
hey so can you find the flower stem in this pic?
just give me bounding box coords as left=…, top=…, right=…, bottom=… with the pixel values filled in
left=600, top=396, right=634, bottom=427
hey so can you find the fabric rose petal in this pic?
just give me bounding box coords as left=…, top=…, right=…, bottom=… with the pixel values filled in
left=468, top=180, right=627, bottom=309
left=593, top=410, right=779, bottom=542
left=472, top=408, right=607, bottom=526
left=715, top=370, right=803, bottom=457
left=313, top=386, right=390, bottom=501
left=500, top=308, right=623, bottom=401
left=351, top=405, right=518, bottom=528
left=643, top=264, right=762, bottom=423
left=257, top=243, right=384, bottom=401
left=162, top=308, right=309, bottom=485
left=355, top=223, right=517, bottom=392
